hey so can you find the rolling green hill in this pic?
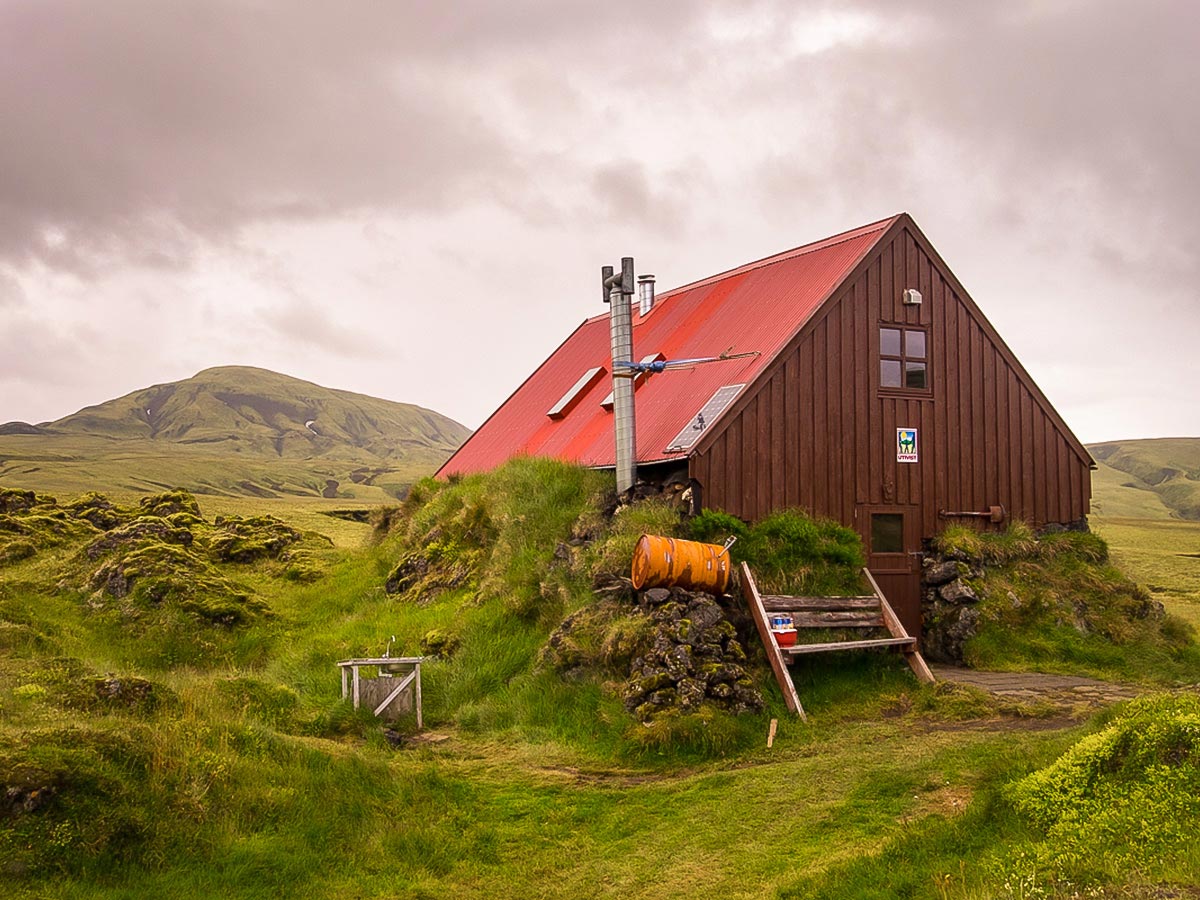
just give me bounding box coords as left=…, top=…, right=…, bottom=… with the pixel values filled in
left=0, top=366, right=469, bottom=503
left=1089, top=437, right=1200, bottom=521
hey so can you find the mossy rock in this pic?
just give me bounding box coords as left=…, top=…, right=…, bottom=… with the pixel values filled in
left=0, top=488, right=39, bottom=515
left=384, top=546, right=481, bottom=600
left=138, top=490, right=202, bottom=519
left=63, top=493, right=135, bottom=531
left=88, top=542, right=269, bottom=626
left=278, top=549, right=326, bottom=583
left=208, top=515, right=303, bottom=563
left=81, top=517, right=194, bottom=561
left=0, top=724, right=155, bottom=875
left=420, top=629, right=461, bottom=659
left=0, top=539, right=37, bottom=566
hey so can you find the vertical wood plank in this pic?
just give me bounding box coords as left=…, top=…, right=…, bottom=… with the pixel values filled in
left=932, top=272, right=948, bottom=531
left=827, top=301, right=843, bottom=521
left=785, top=354, right=800, bottom=507
left=841, top=292, right=856, bottom=522
left=727, top=419, right=742, bottom=517
left=799, top=335, right=814, bottom=512
left=996, top=358, right=1010, bottom=517
left=854, top=273, right=869, bottom=505
left=943, top=292, right=960, bottom=515
left=1032, top=396, right=1047, bottom=526
left=983, top=340, right=998, bottom=512
left=743, top=394, right=757, bottom=518
left=868, top=254, right=882, bottom=505
left=1022, top=386, right=1036, bottom=521
left=1008, top=368, right=1022, bottom=522
left=813, top=319, right=828, bottom=517
left=971, top=321, right=986, bottom=511
left=759, top=381, right=774, bottom=518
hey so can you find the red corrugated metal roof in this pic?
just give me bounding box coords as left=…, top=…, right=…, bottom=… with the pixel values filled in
left=440, top=216, right=898, bottom=477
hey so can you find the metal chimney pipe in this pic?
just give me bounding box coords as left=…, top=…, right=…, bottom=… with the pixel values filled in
left=638, top=274, right=656, bottom=316
left=606, top=257, right=637, bottom=495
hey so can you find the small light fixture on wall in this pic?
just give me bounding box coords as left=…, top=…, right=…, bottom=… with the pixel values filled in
left=902, top=288, right=923, bottom=306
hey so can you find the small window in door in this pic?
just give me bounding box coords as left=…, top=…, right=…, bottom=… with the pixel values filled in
left=871, top=513, right=904, bottom=554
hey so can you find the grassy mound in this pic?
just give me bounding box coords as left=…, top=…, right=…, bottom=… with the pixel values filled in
left=937, top=523, right=1200, bottom=682
left=689, top=508, right=865, bottom=595
left=0, top=489, right=333, bottom=669
left=1008, top=693, right=1200, bottom=879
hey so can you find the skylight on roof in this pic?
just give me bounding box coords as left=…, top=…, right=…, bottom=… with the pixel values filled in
left=547, top=367, right=606, bottom=419
left=664, top=384, right=746, bottom=452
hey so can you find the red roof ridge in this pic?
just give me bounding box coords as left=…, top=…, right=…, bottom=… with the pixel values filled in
left=582, top=213, right=901, bottom=325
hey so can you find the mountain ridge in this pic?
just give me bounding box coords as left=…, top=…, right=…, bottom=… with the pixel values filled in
left=0, top=366, right=470, bottom=502
left=1087, top=436, right=1200, bottom=520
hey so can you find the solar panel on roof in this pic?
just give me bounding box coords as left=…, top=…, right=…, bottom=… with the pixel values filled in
left=665, top=384, right=746, bottom=453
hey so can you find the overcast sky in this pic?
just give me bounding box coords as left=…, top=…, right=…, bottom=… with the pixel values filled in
left=1, top=0, right=1196, bottom=443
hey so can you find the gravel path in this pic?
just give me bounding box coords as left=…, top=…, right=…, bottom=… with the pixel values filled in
left=930, top=666, right=1144, bottom=707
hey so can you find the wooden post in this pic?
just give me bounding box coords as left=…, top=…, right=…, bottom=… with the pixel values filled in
left=414, top=661, right=423, bottom=730
left=341, top=667, right=348, bottom=699
left=741, top=562, right=806, bottom=720
left=352, top=665, right=361, bottom=709
left=767, top=718, right=778, bottom=748
left=863, top=568, right=936, bottom=685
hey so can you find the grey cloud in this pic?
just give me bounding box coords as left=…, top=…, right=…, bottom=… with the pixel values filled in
left=774, top=1, right=1199, bottom=280
left=0, top=268, right=26, bottom=307
left=260, top=296, right=390, bottom=360
left=0, top=0, right=743, bottom=272
left=0, top=1, right=525, bottom=270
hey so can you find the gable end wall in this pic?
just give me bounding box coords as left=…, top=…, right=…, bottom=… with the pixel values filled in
left=689, top=225, right=1092, bottom=539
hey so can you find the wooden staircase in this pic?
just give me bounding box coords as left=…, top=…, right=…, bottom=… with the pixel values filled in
left=741, top=562, right=935, bottom=721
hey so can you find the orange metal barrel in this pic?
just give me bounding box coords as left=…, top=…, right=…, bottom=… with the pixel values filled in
left=630, top=534, right=732, bottom=594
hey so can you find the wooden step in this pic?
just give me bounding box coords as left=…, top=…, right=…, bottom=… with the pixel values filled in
left=781, top=637, right=915, bottom=656
left=790, top=611, right=884, bottom=628
left=762, top=595, right=879, bottom=612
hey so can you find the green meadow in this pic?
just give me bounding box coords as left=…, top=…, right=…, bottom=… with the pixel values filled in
left=1, top=443, right=1198, bottom=898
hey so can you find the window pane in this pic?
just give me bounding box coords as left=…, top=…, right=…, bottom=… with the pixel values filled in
left=906, top=330, right=926, bottom=359
left=880, top=328, right=901, bottom=356
left=905, top=361, right=927, bottom=389
left=880, top=359, right=902, bottom=387
left=871, top=514, right=904, bottom=554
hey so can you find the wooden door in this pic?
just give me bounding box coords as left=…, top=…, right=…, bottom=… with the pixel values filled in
left=859, top=505, right=922, bottom=636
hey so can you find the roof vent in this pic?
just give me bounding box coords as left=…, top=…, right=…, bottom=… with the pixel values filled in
left=638, top=274, right=656, bottom=316
left=902, top=288, right=922, bottom=306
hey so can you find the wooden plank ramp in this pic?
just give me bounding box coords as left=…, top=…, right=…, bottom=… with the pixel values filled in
left=740, top=562, right=935, bottom=720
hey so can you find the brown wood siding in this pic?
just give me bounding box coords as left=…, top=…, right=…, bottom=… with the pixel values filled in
left=690, top=223, right=1092, bottom=538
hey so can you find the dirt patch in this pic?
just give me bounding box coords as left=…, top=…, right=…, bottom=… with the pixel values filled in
left=532, top=765, right=676, bottom=787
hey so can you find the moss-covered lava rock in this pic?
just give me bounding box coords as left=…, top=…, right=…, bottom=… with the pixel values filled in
left=138, top=490, right=202, bottom=519
left=88, top=542, right=268, bottom=626
left=207, top=515, right=303, bottom=563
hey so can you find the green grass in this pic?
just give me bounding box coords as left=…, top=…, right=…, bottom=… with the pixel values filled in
left=1093, top=516, right=1200, bottom=632
left=3, top=462, right=1199, bottom=898
left=932, top=523, right=1200, bottom=684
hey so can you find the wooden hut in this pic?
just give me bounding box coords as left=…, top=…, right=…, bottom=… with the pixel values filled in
left=440, top=213, right=1094, bottom=634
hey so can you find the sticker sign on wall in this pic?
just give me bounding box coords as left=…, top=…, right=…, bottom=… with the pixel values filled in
left=897, top=427, right=918, bottom=463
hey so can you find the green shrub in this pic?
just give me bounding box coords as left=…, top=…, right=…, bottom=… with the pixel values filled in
left=1008, top=694, right=1200, bottom=876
